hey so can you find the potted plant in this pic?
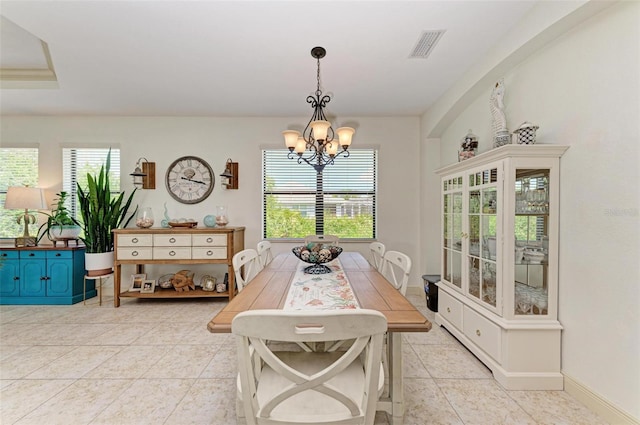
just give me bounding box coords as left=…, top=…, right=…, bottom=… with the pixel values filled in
left=76, top=149, right=137, bottom=276
left=37, top=191, right=82, bottom=244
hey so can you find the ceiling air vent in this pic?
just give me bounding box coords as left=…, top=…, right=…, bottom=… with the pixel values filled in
left=409, top=30, right=445, bottom=59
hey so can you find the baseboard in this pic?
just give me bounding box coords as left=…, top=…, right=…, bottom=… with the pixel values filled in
left=406, top=286, right=422, bottom=296
left=564, top=374, right=639, bottom=425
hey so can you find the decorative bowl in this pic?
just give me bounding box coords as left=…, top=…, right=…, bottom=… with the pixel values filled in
left=292, top=244, right=343, bottom=274
left=157, top=274, right=174, bottom=289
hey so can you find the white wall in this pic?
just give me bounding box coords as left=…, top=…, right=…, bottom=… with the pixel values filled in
left=423, top=1, right=639, bottom=420
left=1, top=115, right=423, bottom=284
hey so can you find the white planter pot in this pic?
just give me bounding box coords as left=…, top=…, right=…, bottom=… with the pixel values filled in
left=50, top=225, right=82, bottom=240
left=85, top=251, right=114, bottom=277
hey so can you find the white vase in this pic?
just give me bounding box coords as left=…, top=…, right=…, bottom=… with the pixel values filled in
left=85, top=251, right=114, bottom=276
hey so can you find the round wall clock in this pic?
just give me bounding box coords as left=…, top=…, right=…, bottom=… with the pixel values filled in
left=165, top=156, right=214, bottom=204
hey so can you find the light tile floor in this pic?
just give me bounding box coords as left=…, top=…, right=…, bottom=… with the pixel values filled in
left=0, top=286, right=608, bottom=425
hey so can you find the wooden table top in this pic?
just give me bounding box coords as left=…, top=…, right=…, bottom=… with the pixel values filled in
left=207, top=251, right=432, bottom=334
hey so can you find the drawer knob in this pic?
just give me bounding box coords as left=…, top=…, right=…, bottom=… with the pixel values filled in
left=132, top=238, right=139, bottom=243
left=56, top=253, right=61, bottom=257
left=447, top=307, right=451, bottom=313
left=29, top=253, right=35, bottom=257
left=207, top=250, right=213, bottom=256
left=14, top=276, right=20, bottom=281
left=132, top=251, right=139, bottom=257
left=169, top=237, right=176, bottom=243
left=206, top=237, right=213, bottom=243
left=476, top=329, right=481, bottom=337
left=169, top=250, right=176, bottom=256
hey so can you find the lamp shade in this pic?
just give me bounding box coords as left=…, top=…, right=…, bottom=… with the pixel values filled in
left=283, top=130, right=301, bottom=150
left=310, top=120, right=331, bottom=141
left=4, top=186, right=47, bottom=210
left=336, top=127, right=355, bottom=148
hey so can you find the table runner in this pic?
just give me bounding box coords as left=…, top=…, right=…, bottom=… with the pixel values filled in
left=284, top=259, right=360, bottom=310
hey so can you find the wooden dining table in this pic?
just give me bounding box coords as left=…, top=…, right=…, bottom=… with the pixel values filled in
left=207, top=251, right=432, bottom=425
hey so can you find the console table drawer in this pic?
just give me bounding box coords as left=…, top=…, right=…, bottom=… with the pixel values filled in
left=192, top=234, right=227, bottom=246
left=153, top=234, right=191, bottom=247
left=153, top=247, right=191, bottom=259
left=192, top=247, right=227, bottom=260
left=118, top=234, right=153, bottom=247
left=463, top=306, right=502, bottom=362
left=117, top=247, right=153, bottom=260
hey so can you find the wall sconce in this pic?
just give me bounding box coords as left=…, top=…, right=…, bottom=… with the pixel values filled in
left=130, top=158, right=156, bottom=189
left=220, top=158, right=238, bottom=190
left=4, top=185, right=47, bottom=247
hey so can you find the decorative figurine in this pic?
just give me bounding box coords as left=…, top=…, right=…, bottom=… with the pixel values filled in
left=490, top=79, right=510, bottom=148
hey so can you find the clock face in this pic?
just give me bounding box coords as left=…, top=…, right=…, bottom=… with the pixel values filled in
left=165, top=156, right=214, bottom=204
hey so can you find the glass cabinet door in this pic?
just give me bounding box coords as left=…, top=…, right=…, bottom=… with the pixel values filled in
left=443, top=176, right=463, bottom=289
left=514, top=169, right=550, bottom=316
left=467, top=168, right=499, bottom=309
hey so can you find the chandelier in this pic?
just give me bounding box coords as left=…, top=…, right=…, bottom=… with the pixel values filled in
left=282, top=47, right=355, bottom=173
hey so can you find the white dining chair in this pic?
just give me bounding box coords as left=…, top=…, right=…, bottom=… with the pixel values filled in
left=369, top=241, right=386, bottom=271
left=256, top=240, right=273, bottom=268
left=304, top=234, right=339, bottom=246
left=379, top=250, right=412, bottom=296
left=232, top=249, right=262, bottom=292
left=233, top=309, right=387, bottom=425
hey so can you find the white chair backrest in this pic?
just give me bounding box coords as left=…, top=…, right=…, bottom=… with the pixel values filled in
left=233, top=309, right=387, bottom=425
left=380, top=250, right=412, bottom=295
left=304, top=234, right=339, bottom=246
left=232, top=249, right=262, bottom=292
left=256, top=240, right=273, bottom=268
left=369, top=242, right=386, bottom=271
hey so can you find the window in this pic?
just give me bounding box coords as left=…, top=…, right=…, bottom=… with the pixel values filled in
left=62, top=148, right=122, bottom=219
left=263, top=149, right=377, bottom=240
left=0, top=148, right=39, bottom=238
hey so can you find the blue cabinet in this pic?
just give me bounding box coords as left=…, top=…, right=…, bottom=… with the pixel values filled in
left=0, top=247, right=89, bottom=305
left=0, top=251, right=20, bottom=297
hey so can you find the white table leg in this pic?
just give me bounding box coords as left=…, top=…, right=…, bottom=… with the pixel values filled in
left=388, top=332, right=404, bottom=424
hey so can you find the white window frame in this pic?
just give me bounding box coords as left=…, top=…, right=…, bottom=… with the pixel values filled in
left=262, top=148, right=377, bottom=241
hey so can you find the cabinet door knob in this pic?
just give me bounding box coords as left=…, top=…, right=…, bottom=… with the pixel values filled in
left=447, top=307, right=451, bottom=313
left=132, top=238, right=139, bottom=243
left=476, top=329, right=481, bottom=337
left=169, top=238, right=176, bottom=243
left=14, top=276, right=19, bottom=281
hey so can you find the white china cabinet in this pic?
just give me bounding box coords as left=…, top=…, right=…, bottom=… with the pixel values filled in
left=435, top=145, right=568, bottom=390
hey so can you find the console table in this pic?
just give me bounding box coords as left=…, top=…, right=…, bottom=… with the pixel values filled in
left=112, top=226, right=244, bottom=307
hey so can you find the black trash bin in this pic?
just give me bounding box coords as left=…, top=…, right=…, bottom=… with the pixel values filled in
left=422, top=274, right=440, bottom=312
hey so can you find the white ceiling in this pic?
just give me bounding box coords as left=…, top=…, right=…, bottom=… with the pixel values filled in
left=0, top=1, right=537, bottom=117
